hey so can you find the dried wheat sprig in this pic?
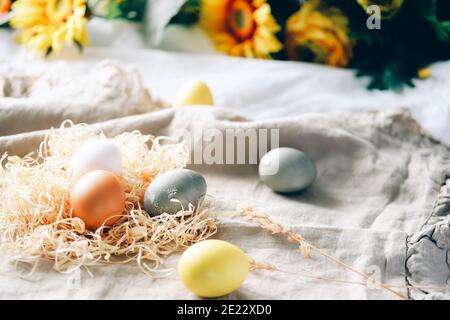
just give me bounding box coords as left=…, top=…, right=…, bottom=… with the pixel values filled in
left=241, top=208, right=409, bottom=300
left=250, top=259, right=450, bottom=295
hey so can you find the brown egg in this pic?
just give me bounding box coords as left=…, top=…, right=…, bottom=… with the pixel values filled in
left=70, top=170, right=125, bottom=231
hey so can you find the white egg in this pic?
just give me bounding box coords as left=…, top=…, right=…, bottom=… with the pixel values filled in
left=259, top=147, right=317, bottom=193
left=69, top=140, right=122, bottom=181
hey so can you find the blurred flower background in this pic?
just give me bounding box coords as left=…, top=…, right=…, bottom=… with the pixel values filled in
left=10, top=0, right=89, bottom=56
left=1, top=0, right=450, bottom=90
left=199, top=0, right=282, bottom=59
left=285, top=0, right=352, bottom=67
left=0, top=0, right=10, bottom=16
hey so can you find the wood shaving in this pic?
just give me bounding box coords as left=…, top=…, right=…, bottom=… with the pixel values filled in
left=0, top=121, right=217, bottom=277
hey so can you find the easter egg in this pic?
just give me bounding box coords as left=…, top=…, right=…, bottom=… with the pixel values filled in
left=259, top=147, right=317, bottom=193
left=143, top=169, right=207, bottom=216
left=178, top=240, right=249, bottom=298
left=69, top=139, right=121, bottom=181
left=173, top=80, right=214, bottom=107
left=70, top=170, right=125, bottom=231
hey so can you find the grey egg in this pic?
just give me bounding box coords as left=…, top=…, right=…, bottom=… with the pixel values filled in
left=258, top=147, right=317, bottom=193
left=144, top=169, right=207, bottom=216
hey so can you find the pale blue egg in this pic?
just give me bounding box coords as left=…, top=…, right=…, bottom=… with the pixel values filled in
left=259, top=147, right=317, bottom=193
left=144, top=169, right=207, bottom=216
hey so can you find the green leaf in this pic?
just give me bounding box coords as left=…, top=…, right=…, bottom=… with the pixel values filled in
left=346, top=0, right=450, bottom=90
left=415, top=0, right=450, bottom=41
left=107, top=1, right=123, bottom=20
left=170, top=0, right=200, bottom=26
left=105, top=0, right=147, bottom=21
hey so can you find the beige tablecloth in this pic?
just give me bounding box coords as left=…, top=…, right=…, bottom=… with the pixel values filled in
left=0, top=106, right=448, bottom=300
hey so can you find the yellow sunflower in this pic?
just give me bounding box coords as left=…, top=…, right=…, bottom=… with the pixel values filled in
left=199, top=0, right=283, bottom=59
left=285, top=0, right=352, bottom=67
left=10, top=0, right=89, bottom=56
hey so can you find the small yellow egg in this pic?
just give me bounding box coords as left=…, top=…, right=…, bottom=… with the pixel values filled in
left=178, top=240, right=249, bottom=298
left=174, top=80, right=214, bottom=107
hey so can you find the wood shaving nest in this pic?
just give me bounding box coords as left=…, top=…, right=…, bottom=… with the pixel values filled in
left=0, top=121, right=217, bottom=277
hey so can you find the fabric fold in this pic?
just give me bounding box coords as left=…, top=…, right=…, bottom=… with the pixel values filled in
left=0, top=59, right=167, bottom=136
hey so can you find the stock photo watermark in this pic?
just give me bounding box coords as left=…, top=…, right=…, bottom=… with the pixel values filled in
left=173, top=127, right=280, bottom=170
left=366, top=5, right=383, bottom=30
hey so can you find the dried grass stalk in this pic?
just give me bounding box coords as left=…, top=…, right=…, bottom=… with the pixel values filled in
left=0, top=121, right=217, bottom=277
left=250, top=258, right=450, bottom=296
left=240, top=208, right=410, bottom=300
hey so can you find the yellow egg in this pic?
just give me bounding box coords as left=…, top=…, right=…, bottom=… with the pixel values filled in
left=174, top=80, right=214, bottom=107
left=178, top=240, right=249, bottom=298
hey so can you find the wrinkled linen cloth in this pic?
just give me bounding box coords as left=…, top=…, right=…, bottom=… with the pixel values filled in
left=0, top=107, right=448, bottom=300
left=0, top=59, right=166, bottom=136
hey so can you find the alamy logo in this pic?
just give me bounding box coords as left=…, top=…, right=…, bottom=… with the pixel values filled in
left=366, top=5, right=381, bottom=30
left=174, top=127, right=280, bottom=170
